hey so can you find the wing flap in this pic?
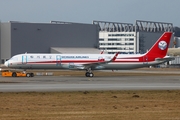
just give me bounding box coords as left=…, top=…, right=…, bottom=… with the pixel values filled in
left=81, top=52, right=119, bottom=69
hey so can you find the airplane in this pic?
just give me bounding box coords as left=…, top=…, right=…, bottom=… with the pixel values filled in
left=3, top=32, right=174, bottom=77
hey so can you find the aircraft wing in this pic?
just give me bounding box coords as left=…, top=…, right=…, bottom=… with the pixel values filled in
left=72, top=52, right=119, bottom=70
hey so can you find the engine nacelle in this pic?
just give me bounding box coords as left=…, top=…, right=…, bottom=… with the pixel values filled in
left=95, top=65, right=105, bottom=70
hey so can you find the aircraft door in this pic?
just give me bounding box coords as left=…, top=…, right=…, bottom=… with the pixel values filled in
left=22, top=55, right=27, bottom=64
left=143, top=55, right=148, bottom=64
left=56, top=55, right=61, bottom=66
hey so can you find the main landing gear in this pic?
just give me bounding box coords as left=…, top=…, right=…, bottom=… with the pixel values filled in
left=85, top=68, right=94, bottom=77
left=85, top=72, right=94, bottom=77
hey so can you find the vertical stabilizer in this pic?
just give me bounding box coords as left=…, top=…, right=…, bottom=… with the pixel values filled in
left=145, top=32, right=172, bottom=59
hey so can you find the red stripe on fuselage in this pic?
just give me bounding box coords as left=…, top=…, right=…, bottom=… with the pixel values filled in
left=28, top=60, right=101, bottom=64
left=26, top=59, right=155, bottom=64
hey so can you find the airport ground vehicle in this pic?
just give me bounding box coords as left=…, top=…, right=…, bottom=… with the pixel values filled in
left=1, top=70, right=34, bottom=77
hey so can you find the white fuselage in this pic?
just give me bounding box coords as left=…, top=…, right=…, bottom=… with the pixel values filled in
left=4, top=53, right=167, bottom=70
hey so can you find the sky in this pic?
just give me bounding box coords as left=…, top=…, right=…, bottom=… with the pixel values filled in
left=0, top=0, right=180, bottom=26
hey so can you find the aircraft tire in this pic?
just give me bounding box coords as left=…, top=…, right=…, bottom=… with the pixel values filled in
left=85, top=72, right=94, bottom=77
left=89, top=73, right=94, bottom=77
left=12, top=72, right=17, bottom=77
left=85, top=72, right=90, bottom=77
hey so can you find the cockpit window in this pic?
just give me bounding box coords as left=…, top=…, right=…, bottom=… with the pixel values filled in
left=10, top=57, right=18, bottom=61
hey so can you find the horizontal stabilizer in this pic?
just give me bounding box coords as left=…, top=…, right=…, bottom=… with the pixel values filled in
left=155, top=56, right=175, bottom=62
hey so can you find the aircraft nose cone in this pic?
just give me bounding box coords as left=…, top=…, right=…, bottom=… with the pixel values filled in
left=4, top=61, right=9, bottom=67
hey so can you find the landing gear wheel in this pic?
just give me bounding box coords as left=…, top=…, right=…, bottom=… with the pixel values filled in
left=12, top=72, right=17, bottom=77
left=85, top=72, right=94, bottom=77
left=89, top=73, right=94, bottom=77
left=85, top=68, right=94, bottom=77
left=85, top=72, right=90, bottom=77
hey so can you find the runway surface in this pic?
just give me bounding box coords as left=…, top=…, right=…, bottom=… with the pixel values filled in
left=0, top=69, right=180, bottom=92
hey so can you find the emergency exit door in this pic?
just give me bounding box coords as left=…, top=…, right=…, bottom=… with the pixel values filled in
left=56, top=55, right=61, bottom=66
left=22, top=55, right=27, bottom=64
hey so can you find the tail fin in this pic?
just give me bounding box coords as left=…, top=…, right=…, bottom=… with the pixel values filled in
left=145, top=32, right=172, bottom=58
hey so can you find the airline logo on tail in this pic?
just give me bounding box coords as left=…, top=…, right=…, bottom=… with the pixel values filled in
left=158, top=41, right=167, bottom=50
left=145, top=32, right=172, bottom=59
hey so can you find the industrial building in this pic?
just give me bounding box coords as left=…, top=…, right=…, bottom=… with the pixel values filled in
left=93, top=20, right=174, bottom=54
left=0, top=20, right=174, bottom=64
left=0, top=21, right=99, bottom=64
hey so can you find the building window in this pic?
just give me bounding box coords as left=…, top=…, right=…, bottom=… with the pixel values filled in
left=129, top=38, right=134, bottom=41
left=129, top=43, right=134, bottom=45
left=129, top=48, right=134, bottom=50
left=125, top=43, right=134, bottom=45
left=107, top=48, right=117, bottom=50
left=108, top=39, right=117, bottom=41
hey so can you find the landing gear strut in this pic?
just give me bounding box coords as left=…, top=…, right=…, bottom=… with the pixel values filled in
left=85, top=72, right=94, bottom=77
left=85, top=68, right=94, bottom=77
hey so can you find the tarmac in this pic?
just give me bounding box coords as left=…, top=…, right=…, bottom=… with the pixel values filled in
left=0, top=69, right=180, bottom=92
